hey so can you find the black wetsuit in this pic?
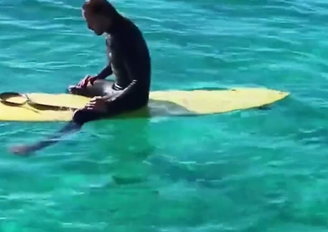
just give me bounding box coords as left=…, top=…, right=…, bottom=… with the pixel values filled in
left=71, top=15, right=151, bottom=125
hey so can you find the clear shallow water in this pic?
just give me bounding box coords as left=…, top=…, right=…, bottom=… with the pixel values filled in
left=1, top=0, right=328, bottom=231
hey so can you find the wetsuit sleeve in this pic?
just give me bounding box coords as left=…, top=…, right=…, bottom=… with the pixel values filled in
left=96, top=64, right=112, bottom=79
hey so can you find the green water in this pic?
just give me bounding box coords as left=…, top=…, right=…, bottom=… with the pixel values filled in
left=1, top=0, right=328, bottom=231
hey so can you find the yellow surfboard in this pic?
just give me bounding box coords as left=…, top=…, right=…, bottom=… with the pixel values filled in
left=0, top=87, right=289, bottom=122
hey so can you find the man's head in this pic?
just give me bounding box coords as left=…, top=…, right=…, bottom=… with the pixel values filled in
left=82, top=0, right=118, bottom=35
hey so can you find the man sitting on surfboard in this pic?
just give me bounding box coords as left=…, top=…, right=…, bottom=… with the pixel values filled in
left=69, top=0, right=151, bottom=123
left=10, top=0, right=151, bottom=155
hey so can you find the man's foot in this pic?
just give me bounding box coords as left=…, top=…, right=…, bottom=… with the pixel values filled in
left=9, top=145, right=34, bottom=156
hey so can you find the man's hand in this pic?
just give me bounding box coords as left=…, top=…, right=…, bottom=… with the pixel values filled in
left=83, top=96, right=110, bottom=113
left=68, top=75, right=98, bottom=94
left=77, top=75, right=98, bottom=88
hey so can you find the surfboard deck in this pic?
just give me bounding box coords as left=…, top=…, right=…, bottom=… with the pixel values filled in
left=0, top=87, right=289, bottom=122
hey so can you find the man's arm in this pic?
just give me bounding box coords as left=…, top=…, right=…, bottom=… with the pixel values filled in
left=106, top=40, right=150, bottom=103
left=96, top=64, right=113, bottom=79
left=96, top=38, right=114, bottom=79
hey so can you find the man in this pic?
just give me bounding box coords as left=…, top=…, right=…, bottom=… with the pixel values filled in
left=10, top=0, right=151, bottom=155
left=70, top=0, right=151, bottom=124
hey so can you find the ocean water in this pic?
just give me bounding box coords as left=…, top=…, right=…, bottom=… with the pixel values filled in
left=0, top=0, right=328, bottom=231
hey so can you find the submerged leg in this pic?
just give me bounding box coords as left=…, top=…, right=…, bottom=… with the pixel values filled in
left=9, top=121, right=81, bottom=155
left=9, top=109, right=106, bottom=156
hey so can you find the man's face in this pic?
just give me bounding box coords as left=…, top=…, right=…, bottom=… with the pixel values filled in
left=82, top=10, right=110, bottom=35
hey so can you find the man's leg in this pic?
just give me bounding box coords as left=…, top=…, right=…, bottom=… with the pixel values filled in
left=10, top=85, right=143, bottom=156
left=72, top=92, right=147, bottom=125
left=10, top=109, right=107, bottom=155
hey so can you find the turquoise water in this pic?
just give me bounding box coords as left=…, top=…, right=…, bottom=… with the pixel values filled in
left=1, top=0, right=328, bottom=231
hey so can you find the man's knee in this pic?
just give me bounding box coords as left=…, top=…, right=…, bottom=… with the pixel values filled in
left=72, top=109, right=105, bottom=125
